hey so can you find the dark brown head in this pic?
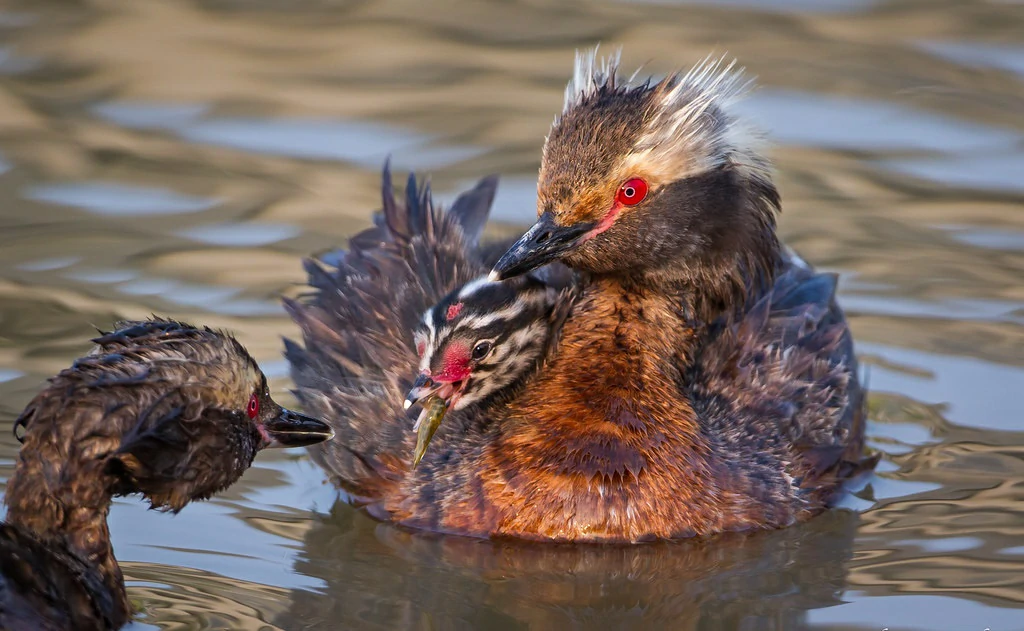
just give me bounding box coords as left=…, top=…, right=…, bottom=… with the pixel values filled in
left=491, top=48, right=782, bottom=289
left=9, top=319, right=333, bottom=515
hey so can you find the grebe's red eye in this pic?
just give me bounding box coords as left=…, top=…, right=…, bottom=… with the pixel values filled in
left=616, top=178, right=648, bottom=206
left=247, top=392, right=259, bottom=419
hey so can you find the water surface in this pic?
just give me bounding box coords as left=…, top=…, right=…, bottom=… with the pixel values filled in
left=0, top=0, right=1022, bottom=629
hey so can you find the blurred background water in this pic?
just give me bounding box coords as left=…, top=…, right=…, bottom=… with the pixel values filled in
left=0, top=0, right=1022, bottom=629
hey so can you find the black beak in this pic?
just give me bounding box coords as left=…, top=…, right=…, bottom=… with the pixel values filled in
left=489, top=212, right=594, bottom=281
left=262, top=408, right=334, bottom=448
left=404, top=373, right=437, bottom=410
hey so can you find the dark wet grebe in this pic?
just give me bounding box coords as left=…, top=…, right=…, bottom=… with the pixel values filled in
left=1, top=319, right=332, bottom=630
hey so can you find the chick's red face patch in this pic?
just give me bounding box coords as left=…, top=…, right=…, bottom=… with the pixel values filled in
left=446, top=302, right=464, bottom=321
left=436, top=343, right=471, bottom=382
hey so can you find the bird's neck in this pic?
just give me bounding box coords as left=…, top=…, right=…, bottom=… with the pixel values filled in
left=4, top=435, right=128, bottom=621
left=580, top=276, right=702, bottom=379
left=613, top=240, right=782, bottom=327
left=591, top=167, right=785, bottom=324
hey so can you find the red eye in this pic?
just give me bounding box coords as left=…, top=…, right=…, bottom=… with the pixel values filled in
left=247, top=392, right=259, bottom=419
left=616, top=178, right=648, bottom=206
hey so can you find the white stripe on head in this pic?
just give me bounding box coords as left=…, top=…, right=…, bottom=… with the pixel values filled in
left=417, top=307, right=438, bottom=372
left=457, top=276, right=499, bottom=300
left=422, top=307, right=436, bottom=338
left=454, top=288, right=551, bottom=332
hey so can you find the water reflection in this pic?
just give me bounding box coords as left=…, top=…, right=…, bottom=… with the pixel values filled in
left=859, top=343, right=1023, bottom=431
left=25, top=182, right=219, bottom=216
left=882, top=150, right=1024, bottom=193
left=64, top=267, right=139, bottom=283
left=736, top=91, right=1020, bottom=153
left=284, top=508, right=861, bottom=630
left=940, top=225, right=1024, bottom=252
left=0, top=370, right=22, bottom=384
left=807, top=595, right=1024, bottom=631
left=124, top=562, right=295, bottom=631
left=0, top=45, right=40, bottom=75
left=649, top=0, right=874, bottom=12
left=175, top=222, right=301, bottom=247
left=16, top=256, right=80, bottom=272
left=94, top=101, right=484, bottom=170
left=918, top=41, right=1024, bottom=78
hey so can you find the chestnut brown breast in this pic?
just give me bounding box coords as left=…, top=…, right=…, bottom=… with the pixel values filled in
left=425, top=279, right=769, bottom=542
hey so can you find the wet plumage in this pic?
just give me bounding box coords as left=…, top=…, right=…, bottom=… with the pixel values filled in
left=288, top=49, right=874, bottom=542
left=0, top=319, right=331, bottom=630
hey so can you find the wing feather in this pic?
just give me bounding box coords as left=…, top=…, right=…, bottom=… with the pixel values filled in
left=284, top=164, right=500, bottom=497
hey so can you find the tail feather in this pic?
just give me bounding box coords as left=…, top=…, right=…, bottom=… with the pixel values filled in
left=448, top=175, right=499, bottom=247
left=284, top=163, right=500, bottom=497
left=380, top=159, right=403, bottom=241
left=406, top=171, right=429, bottom=241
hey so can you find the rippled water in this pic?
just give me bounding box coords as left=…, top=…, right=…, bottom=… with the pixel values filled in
left=0, top=1, right=1022, bottom=629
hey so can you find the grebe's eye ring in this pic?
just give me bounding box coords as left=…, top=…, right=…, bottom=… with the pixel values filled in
left=616, top=178, right=648, bottom=206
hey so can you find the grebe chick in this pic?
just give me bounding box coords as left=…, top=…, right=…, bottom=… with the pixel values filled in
left=405, top=272, right=573, bottom=464
left=1, top=319, right=332, bottom=630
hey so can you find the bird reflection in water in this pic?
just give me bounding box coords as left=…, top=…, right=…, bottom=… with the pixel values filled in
left=280, top=506, right=860, bottom=630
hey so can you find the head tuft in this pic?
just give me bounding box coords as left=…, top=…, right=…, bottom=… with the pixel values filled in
left=553, top=47, right=769, bottom=192
left=563, top=46, right=629, bottom=114
left=627, top=54, right=769, bottom=186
